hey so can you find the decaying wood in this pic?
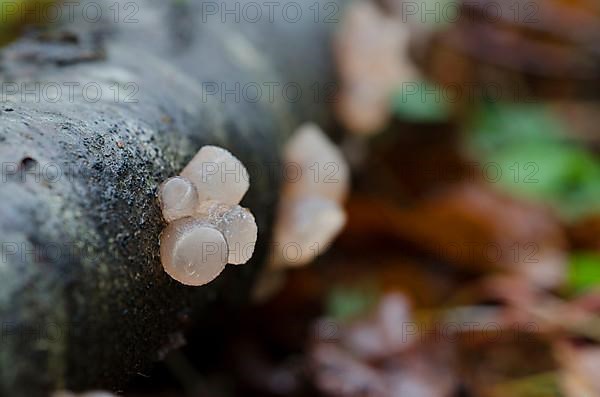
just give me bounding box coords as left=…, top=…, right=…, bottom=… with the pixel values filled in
left=0, top=0, right=340, bottom=394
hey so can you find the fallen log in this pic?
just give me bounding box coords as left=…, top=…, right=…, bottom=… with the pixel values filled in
left=0, top=0, right=340, bottom=394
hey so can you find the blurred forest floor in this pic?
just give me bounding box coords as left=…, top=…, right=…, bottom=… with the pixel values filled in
left=6, top=0, right=600, bottom=396
left=127, top=0, right=600, bottom=395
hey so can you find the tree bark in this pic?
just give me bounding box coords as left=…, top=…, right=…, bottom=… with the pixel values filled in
left=0, top=0, right=340, bottom=394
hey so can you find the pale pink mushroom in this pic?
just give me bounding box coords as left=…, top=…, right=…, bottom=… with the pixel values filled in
left=334, top=1, right=420, bottom=135
left=160, top=218, right=228, bottom=286
left=158, top=145, right=258, bottom=286
left=251, top=124, right=350, bottom=299
left=158, top=176, right=199, bottom=222
left=272, top=196, right=346, bottom=268
left=181, top=145, right=250, bottom=205
left=283, top=123, right=350, bottom=203
left=196, top=200, right=258, bottom=265
left=269, top=123, right=349, bottom=270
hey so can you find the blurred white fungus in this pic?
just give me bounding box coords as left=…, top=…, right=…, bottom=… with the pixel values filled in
left=334, top=1, right=420, bottom=135
left=273, top=196, right=346, bottom=268
left=283, top=123, right=350, bottom=203
left=271, top=123, right=349, bottom=269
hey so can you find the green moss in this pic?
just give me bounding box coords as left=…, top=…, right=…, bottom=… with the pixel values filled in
left=467, top=104, right=600, bottom=219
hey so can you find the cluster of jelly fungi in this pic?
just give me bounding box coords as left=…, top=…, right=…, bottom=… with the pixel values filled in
left=158, top=146, right=258, bottom=286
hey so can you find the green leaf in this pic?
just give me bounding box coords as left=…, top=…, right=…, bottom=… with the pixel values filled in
left=325, top=284, right=378, bottom=321
left=469, top=104, right=564, bottom=150
left=391, top=79, right=450, bottom=123
left=467, top=104, right=600, bottom=218
left=567, top=252, right=600, bottom=294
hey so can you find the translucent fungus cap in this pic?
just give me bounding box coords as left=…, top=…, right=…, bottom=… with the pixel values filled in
left=196, top=201, right=258, bottom=265
left=334, top=1, right=418, bottom=135
left=284, top=123, right=350, bottom=203
left=159, top=146, right=257, bottom=286
left=181, top=145, right=250, bottom=205
left=160, top=218, right=229, bottom=286
left=158, top=176, right=199, bottom=222
left=273, top=196, right=346, bottom=268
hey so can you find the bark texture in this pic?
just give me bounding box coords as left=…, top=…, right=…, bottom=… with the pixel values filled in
left=0, top=0, right=340, bottom=394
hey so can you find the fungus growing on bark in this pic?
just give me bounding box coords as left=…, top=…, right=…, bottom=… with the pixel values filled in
left=195, top=200, right=258, bottom=265
left=159, top=146, right=257, bottom=286
left=158, top=176, right=199, bottom=222
left=160, top=218, right=228, bottom=286
left=181, top=145, right=250, bottom=205
left=271, top=123, right=349, bottom=268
